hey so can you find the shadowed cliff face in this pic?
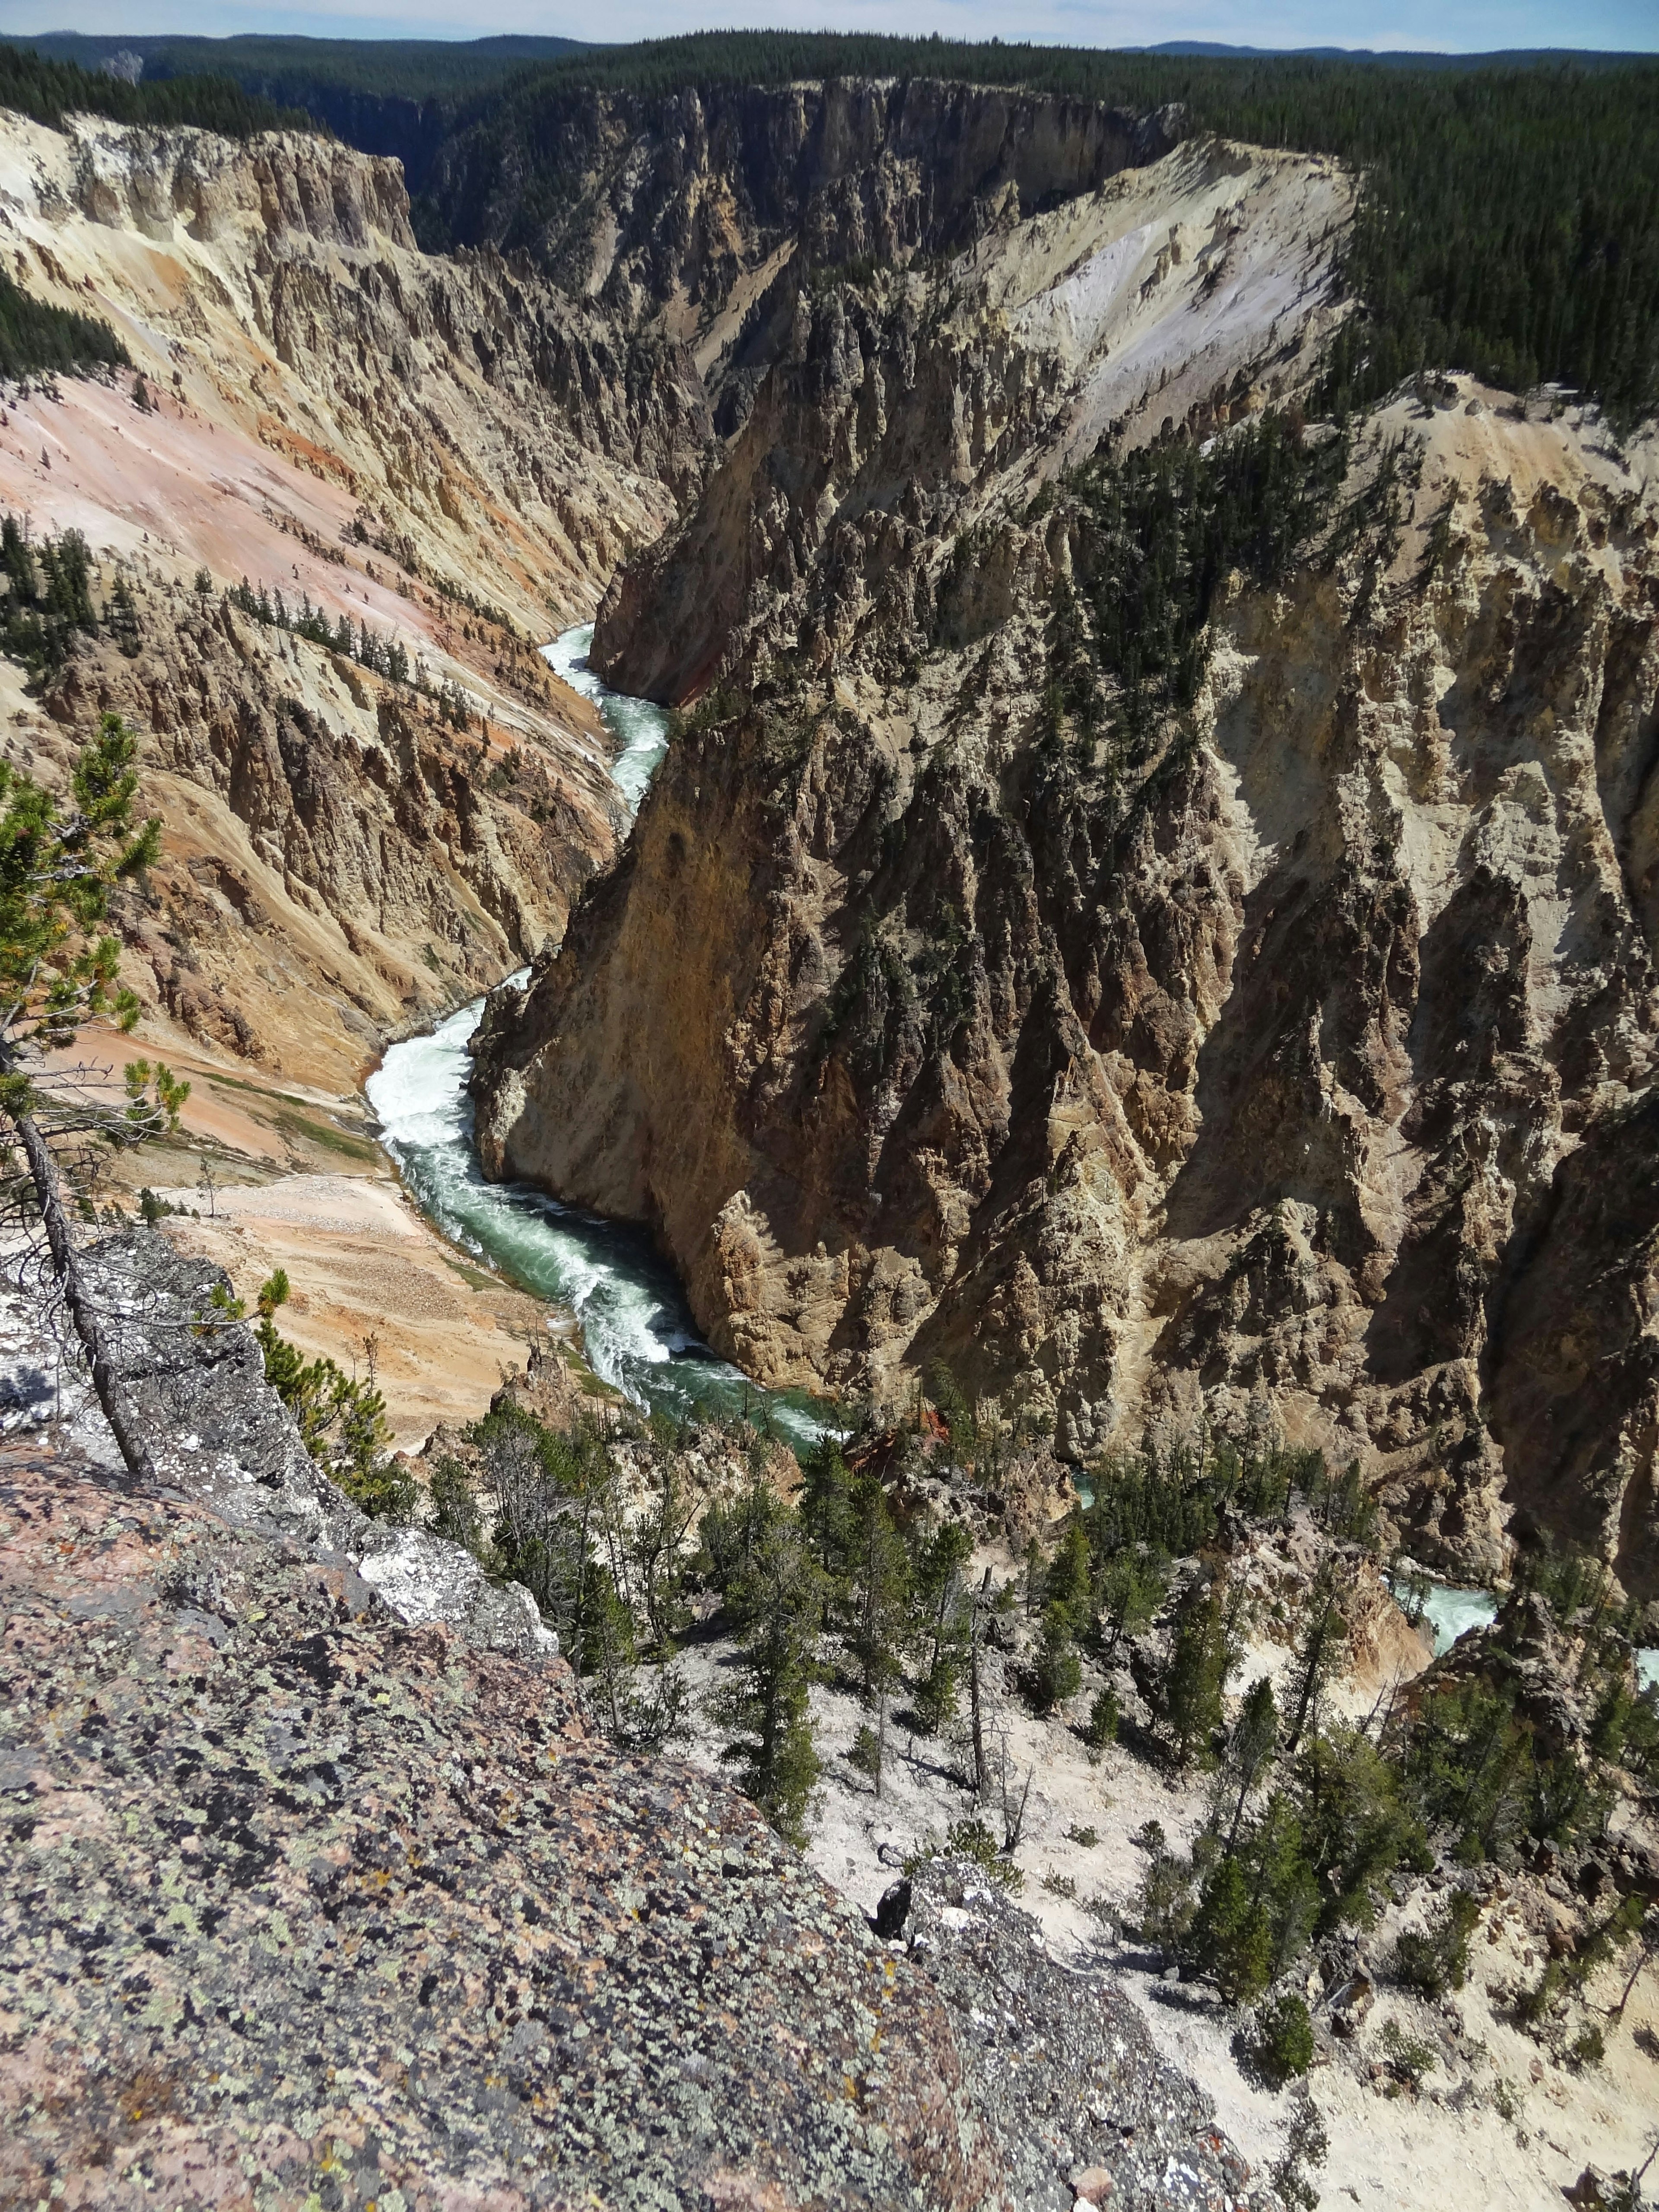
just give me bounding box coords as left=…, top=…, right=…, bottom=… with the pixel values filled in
left=470, top=116, right=1659, bottom=1598
left=592, top=136, right=1353, bottom=701
left=425, top=76, right=1182, bottom=430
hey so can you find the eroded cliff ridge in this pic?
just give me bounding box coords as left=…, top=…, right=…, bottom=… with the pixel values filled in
left=0, top=108, right=708, bottom=1082
left=472, top=131, right=1659, bottom=1597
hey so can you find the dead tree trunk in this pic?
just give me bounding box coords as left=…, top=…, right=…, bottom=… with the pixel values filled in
left=8, top=1105, right=156, bottom=1483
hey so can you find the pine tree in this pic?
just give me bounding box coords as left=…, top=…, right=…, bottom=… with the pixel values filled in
left=910, top=1519, right=973, bottom=1734
left=842, top=1470, right=910, bottom=1791
left=105, top=574, right=142, bottom=659
left=712, top=1516, right=825, bottom=1846
left=1192, top=1851, right=1273, bottom=2004
left=0, top=712, right=168, bottom=1477
left=1283, top=1564, right=1348, bottom=1758
left=1033, top=1598, right=1083, bottom=1713
left=1046, top=1520, right=1094, bottom=1633
left=1226, top=1676, right=1280, bottom=1847
left=1163, top=1585, right=1228, bottom=1769
left=1098, top=1548, right=1168, bottom=1653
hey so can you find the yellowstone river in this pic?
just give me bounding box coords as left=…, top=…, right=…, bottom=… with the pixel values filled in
left=365, top=626, right=830, bottom=1449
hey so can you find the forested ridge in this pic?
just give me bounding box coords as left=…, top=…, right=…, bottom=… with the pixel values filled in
left=0, top=41, right=309, bottom=138
left=1, top=32, right=1653, bottom=417
left=1, top=32, right=590, bottom=108
left=438, top=37, right=1659, bottom=423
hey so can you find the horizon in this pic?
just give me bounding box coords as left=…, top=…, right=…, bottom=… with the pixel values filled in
left=5, top=12, right=1657, bottom=58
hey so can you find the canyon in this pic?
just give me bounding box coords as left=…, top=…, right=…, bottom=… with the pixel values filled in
left=468, top=125, right=1659, bottom=1604
left=4, top=77, right=1658, bottom=1596
left=3, top=58, right=1659, bottom=2212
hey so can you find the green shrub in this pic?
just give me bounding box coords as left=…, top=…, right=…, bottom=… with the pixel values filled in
left=1085, top=1687, right=1119, bottom=1747
left=254, top=1270, right=412, bottom=1522
left=428, top=1453, right=482, bottom=1554
left=1377, top=2017, right=1437, bottom=2088
left=1252, top=1990, right=1316, bottom=2084
left=1394, top=1889, right=1481, bottom=1995
left=906, top=1816, right=1024, bottom=1894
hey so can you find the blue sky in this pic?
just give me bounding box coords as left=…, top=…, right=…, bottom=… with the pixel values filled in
left=4, top=0, right=1656, bottom=50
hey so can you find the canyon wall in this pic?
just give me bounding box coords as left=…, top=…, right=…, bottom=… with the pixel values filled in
left=0, top=107, right=709, bottom=1081
left=474, top=132, right=1659, bottom=1597
left=424, top=74, right=1183, bottom=431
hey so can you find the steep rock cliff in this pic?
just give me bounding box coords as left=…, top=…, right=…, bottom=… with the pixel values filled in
left=426, top=74, right=1182, bottom=430
left=474, top=139, right=1659, bottom=1597
left=2, top=570, right=618, bottom=1089
left=593, top=137, right=1352, bottom=699
left=0, top=106, right=709, bottom=1081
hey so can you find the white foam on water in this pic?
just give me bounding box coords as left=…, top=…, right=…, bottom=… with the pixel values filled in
left=542, top=622, right=669, bottom=817
left=1388, top=1575, right=1499, bottom=1657
left=1415, top=1584, right=1499, bottom=1657
left=1390, top=1579, right=1658, bottom=1681
left=367, top=879, right=834, bottom=1443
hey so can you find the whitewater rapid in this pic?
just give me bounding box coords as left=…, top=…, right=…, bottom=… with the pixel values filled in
left=366, top=626, right=829, bottom=1449
left=542, top=622, right=668, bottom=814
left=1395, top=1577, right=1657, bottom=1688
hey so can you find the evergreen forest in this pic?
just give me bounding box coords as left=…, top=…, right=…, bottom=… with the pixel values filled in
left=0, top=273, right=128, bottom=385
left=2, top=33, right=1655, bottom=420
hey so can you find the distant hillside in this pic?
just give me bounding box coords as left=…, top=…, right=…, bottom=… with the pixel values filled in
left=0, top=32, right=591, bottom=186
left=3, top=32, right=1654, bottom=420
left=2, top=32, right=592, bottom=103
left=424, top=34, right=1659, bottom=423
left=0, top=38, right=309, bottom=137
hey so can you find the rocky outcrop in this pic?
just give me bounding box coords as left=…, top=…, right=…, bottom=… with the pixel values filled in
left=1, top=1228, right=554, bottom=1662
left=474, top=172, right=1659, bottom=1599
left=594, top=136, right=1351, bottom=699
left=10, top=582, right=615, bottom=1088
left=0, top=1271, right=1277, bottom=2209
left=427, top=74, right=1182, bottom=406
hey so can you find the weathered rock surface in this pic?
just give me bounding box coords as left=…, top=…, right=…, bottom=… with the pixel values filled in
left=0, top=105, right=710, bottom=1081
left=0, top=1260, right=1277, bottom=2208
left=593, top=135, right=1351, bottom=700
left=903, top=1866, right=1271, bottom=2211
left=427, top=75, right=1182, bottom=423
left=474, top=160, right=1659, bottom=1599
left=2, top=1228, right=553, bottom=1662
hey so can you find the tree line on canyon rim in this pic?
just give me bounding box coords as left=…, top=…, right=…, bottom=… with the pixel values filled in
left=1, top=34, right=1657, bottom=423
left=415, top=35, right=1659, bottom=421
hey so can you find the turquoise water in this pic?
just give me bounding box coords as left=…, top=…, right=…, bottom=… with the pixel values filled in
left=1412, top=1583, right=1500, bottom=1657
left=1395, top=1576, right=1659, bottom=1686
left=365, top=628, right=832, bottom=1451
left=542, top=622, right=669, bottom=815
